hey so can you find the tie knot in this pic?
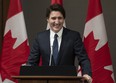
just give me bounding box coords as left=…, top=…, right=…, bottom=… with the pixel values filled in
left=54, top=34, right=58, bottom=39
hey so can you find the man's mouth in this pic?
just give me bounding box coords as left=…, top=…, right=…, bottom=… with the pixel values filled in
left=54, top=24, right=60, bottom=27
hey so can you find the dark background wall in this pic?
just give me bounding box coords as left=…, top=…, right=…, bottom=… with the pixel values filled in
left=0, top=0, right=9, bottom=54
left=21, top=0, right=116, bottom=80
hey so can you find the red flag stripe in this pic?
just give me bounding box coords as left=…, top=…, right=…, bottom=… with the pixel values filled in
left=51, top=0, right=63, bottom=5
left=86, top=0, right=102, bottom=22
left=7, top=0, right=22, bottom=19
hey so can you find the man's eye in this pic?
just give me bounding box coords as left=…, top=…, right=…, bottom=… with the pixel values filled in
left=58, top=17, right=63, bottom=19
left=51, top=17, right=63, bottom=20
left=51, top=17, right=56, bottom=20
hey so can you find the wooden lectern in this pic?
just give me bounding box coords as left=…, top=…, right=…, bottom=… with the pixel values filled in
left=13, top=66, right=89, bottom=83
left=12, top=76, right=88, bottom=83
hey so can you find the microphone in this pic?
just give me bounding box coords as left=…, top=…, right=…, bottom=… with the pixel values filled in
left=49, top=46, right=53, bottom=66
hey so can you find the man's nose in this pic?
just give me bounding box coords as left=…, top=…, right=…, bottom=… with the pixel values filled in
left=55, top=18, right=60, bottom=24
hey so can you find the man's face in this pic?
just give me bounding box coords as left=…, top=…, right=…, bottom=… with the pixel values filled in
left=47, top=11, right=64, bottom=33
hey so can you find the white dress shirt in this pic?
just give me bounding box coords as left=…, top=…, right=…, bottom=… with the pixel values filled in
left=50, top=28, right=63, bottom=51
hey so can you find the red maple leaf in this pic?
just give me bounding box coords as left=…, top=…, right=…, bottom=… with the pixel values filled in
left=1, top=30, right=30, bottom=82
left=84, top=31, right=114, bottom=83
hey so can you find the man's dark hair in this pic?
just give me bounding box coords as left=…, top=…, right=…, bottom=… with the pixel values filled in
left=46, top=4, right=66, bottom=19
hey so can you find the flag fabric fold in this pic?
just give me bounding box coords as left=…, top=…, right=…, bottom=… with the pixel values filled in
left=51, top=0, right=63, bottom=5
left=83, top=0, right=115, bottom=82
left=0, top=0, right=30, bottom=83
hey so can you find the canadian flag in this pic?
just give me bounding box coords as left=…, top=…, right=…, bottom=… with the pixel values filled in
left=0, top=0, right=29, bottom=83
left=83, top=0, right=115, bottom=83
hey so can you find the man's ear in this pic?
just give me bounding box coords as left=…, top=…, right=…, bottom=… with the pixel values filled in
left=47, top=19, right=48, bottom=22
left=47, top=17, right=49, bottom=22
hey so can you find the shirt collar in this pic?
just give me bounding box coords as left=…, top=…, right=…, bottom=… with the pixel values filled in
left=50, top=27, right=63, bottom=38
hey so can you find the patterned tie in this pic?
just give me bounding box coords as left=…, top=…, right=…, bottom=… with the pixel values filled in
left=53, top=34, right=58, bottom=65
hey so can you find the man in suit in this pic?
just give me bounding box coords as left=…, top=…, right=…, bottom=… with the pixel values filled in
left=26, top=4, right=92, bottom=82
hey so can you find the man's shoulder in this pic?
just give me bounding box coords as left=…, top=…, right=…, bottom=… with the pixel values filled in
left=64, top=28, right=80, bottom=35
left=37, top=29, right=50, bottom=36
left=34, top=30, right=50, bottom=40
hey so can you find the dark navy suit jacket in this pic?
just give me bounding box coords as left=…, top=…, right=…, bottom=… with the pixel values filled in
left=27, top=28, right=92, bottom=76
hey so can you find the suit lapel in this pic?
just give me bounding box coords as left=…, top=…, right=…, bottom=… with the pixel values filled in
left=47, top=30, right=51, bottom=55
left=57, top=28, right=68, bottom=65
left=46, top=30, right=55, bottom=65
left=44, top=30, right=51, bottom=64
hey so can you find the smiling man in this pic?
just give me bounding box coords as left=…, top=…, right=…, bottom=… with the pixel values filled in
left=26, top=4, right=92, bottom=82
